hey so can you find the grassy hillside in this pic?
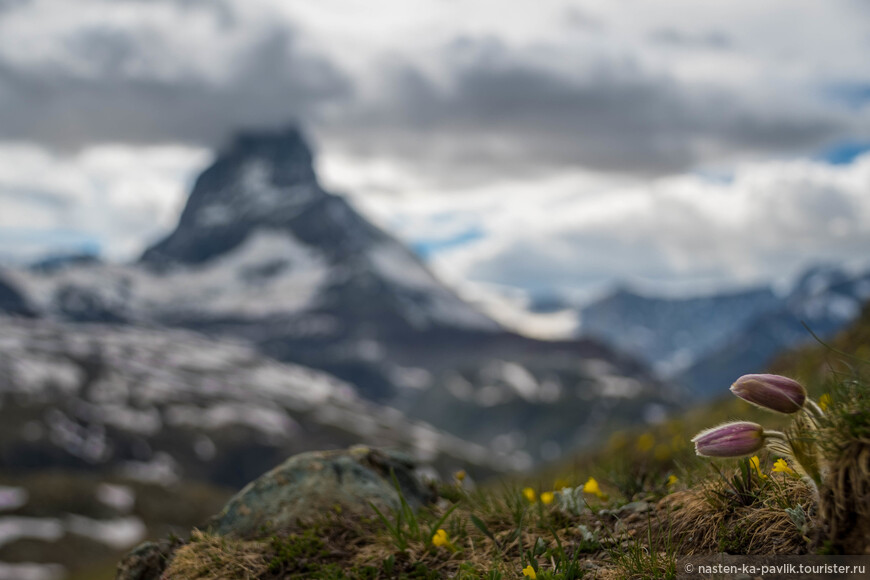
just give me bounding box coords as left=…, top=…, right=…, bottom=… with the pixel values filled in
left=768, top=299, right=870, bottom=382
left=119, top=304, right=870, bottom=578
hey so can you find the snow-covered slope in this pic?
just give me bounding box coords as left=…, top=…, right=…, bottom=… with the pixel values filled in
left=0, top=315, right=506, bottom=487
left=579, top=286, right=781, bottom=377
left=6, top=230, right=328, bottom=321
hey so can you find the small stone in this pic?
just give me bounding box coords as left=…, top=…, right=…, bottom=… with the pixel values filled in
left=617, top=501, right=650, bottom=515
left=115, top=538, right=182, bottom=580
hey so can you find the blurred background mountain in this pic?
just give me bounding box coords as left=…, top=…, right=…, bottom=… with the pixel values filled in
left=1, top=1, right=869, bottom=578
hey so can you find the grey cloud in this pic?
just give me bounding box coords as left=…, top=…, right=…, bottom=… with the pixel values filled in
left=648, top=28, right=732, bottom=49
left=0, top=7, right=857, bottom=182
left=113, top=0, right=238, bottom=26
left=0, top=0, right=29, bottom=12
left=0, top=3, right=351, bottom=149
left=329, top=39, right=846, bottom=179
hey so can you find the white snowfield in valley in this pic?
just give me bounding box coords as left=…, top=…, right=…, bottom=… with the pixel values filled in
left=0, top=315, right=508, bottom=472
left=0, top=561, right=65, bottom=580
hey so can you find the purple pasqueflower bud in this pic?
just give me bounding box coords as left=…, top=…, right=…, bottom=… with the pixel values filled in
left=692, top=421, right=765, bottom=458
left=730, top=374, right=806, bottom=414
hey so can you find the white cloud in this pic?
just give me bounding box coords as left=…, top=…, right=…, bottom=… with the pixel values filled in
left=350, top=152, right=870, bottom=300
left=0, top=143, right=210, bottom=262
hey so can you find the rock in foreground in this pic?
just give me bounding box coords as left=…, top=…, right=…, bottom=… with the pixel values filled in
left=211, top=446, right=435, bottom=538
left=117, top=446, right=435, bottom=578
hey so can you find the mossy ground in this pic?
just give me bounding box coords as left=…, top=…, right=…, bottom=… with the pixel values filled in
left=150, top=304, right=870, bottom=579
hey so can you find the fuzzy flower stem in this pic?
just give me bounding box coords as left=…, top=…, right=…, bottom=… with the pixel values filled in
left=804, top=399, right=825, bottom=421
left=762, top=430, right=788, bottom=443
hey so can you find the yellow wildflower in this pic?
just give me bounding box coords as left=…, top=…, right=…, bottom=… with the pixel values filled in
left=819, top=393, right=831, bottom=411
left=636, top=433, right=655, bottom=453
left=772, top=458, right=795, bottom=475
left=522, top=564, right=537, bottom=579
left=667, top=474, right=678, bottom=486
left=455, top=470, right=466, bottom=482
left=540, top=491, right=554, bottom=505
left=523, top=487, right=536, bottom=503
left=749, top=455, right=767, bottom=479
left=583, top=477, right=606, bottom=499
left=432, top=529, right=449, bottom=547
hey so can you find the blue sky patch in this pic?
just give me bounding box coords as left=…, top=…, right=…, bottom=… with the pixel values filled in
left=692, top=168, right=735, bottom=184
left=0, top=228, right=103, bottom=261
left=411, top=227, right=485, bottom=259
left=824, top=82, right=870, bottom=109
left=817, top=140, right=870, bottom=165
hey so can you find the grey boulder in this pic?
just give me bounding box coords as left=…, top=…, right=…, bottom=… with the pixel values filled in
left=208, top=446, right=436, bottom=538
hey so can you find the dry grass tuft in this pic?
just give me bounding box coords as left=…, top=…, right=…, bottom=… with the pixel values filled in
left=661, top=475, right=814, bottom=555
left=818, top=438, right=870, bottom=553
left=163, top=531, right=268, bottom=580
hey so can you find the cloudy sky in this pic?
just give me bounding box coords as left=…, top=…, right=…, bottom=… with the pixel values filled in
left=1, top=0, right=869, bottom=301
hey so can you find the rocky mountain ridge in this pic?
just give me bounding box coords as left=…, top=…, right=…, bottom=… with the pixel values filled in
left=578, top=263, right=870, bottom=396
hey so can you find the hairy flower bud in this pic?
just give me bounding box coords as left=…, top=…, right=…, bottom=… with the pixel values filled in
left=692, top=421, right=766, bottom=457
left=730, top=374, right=807, bottom=414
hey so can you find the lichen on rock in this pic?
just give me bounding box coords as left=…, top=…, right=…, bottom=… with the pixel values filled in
left=207, top=446, right=436, bottom=538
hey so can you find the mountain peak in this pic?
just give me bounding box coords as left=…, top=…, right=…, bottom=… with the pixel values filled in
left=790, top=263, right=850, bottom=300
left=224, top=126, right=316, bottom=183
left=141, top=126, right=328, bottom=266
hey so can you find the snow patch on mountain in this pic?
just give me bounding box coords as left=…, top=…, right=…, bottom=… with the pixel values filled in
left=0, top=516, right=64, bottom=548
left=139, top=229, right=328, bottom=316
left=6, top=230, right=329, bottom=321
left=451, top=281, right=578, bottom=340
left=165, top=403, right=299, bottom=441
left=0, top=316, right=514, bottom=480
left=369, top=243, right=441, bottom=292
left=65, top=514, right=146, bottom=550
left=0, top=488, right=28, bottom=512
left=0, top=562, right=65, bottom=580
left=199, top=160, right=320, bottom=225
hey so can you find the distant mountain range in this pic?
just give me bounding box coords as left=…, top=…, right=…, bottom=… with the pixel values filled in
left=0, top=127, right=677, bottom=484
left=578, top=264, right=870, bottom=396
